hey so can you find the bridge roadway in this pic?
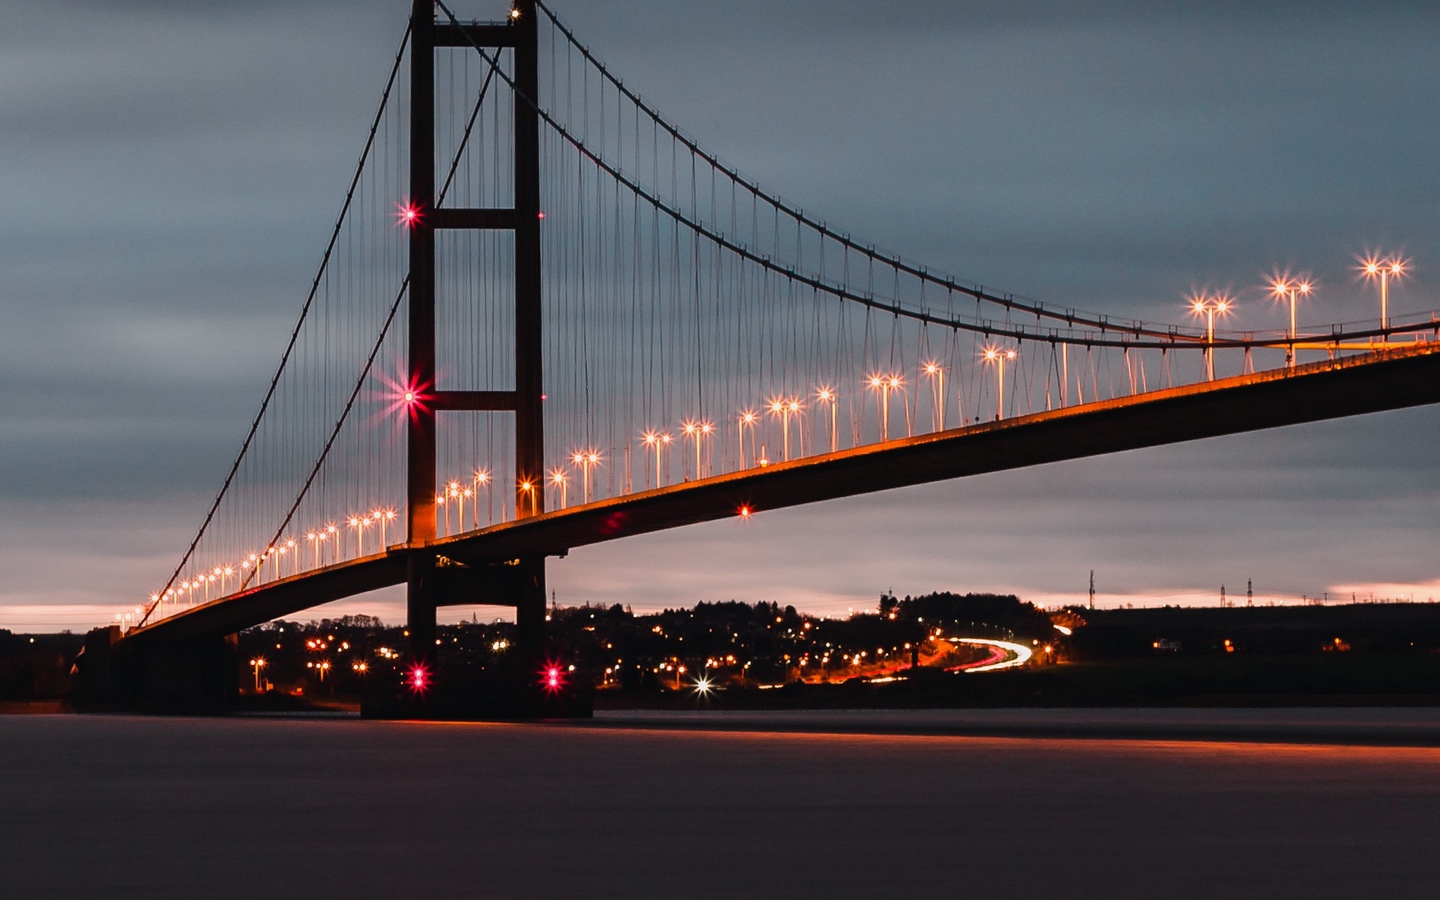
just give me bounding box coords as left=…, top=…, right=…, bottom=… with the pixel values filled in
left=126, top=341, right=1440, bottom=645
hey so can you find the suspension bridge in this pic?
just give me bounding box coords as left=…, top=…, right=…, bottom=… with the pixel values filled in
left=80, top=0, right=1440, bottom=714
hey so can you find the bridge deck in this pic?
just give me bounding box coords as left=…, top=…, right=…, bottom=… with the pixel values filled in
left=126, top=343, right=1440, bottom=644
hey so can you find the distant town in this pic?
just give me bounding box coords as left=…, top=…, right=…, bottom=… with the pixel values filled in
left=9, top=590, right=1440, bottom=710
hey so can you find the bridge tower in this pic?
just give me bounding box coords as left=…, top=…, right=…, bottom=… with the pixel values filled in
left=405, top=0, right=547, bottom=702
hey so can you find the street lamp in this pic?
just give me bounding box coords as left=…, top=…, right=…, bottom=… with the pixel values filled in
left=571, top=451, right=601, bottom=504
left=767, top=398, right=801, bottom=461
left=473, top=469, right=492, bottom=526
left=681, top=420, right=713, bottom=479
left=921, top=361, right=945, bottom=431
left=737, top=409, right=759, bottom=469
left=867, top=374, right=902, bottom=441
left=1268, top=275, right=1312, bottom=368
left=982, top=346, right=1017, bottom=419
left=348, top=515, right=366, bottom=556
left=373, top=508, right=396, bottom=549
left=446, top=481, right=466, bottom=535
left=641, top=430, right=671, bottom=488
left=249, top=656, right=266, bottom=693
left=815, top=386, right=838, bottom=453
left=1360, top=254, right=1408, bottom=341
left=549, top=468, right=569, bottom=509
left=1188, top=293, right=1233, bottom=381
left=518, top=478, right=538, bottom=517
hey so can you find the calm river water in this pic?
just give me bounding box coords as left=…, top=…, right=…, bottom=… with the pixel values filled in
left=2, top=709, right=1438, bottom=898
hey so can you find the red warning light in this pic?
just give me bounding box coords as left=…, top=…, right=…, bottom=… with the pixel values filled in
left=403, top=390, right=417, bottom=403
left=397, top=202, right=423, bottom=228
left=540, top=663, right=565, bottom=694
left=408, top=664, right=429, bottom=693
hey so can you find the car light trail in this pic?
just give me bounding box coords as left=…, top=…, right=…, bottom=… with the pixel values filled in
left=947, top=638, right=1034, bottom=673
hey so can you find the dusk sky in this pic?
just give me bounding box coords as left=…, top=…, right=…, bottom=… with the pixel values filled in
left=5, top=0, right=1440, bottom=631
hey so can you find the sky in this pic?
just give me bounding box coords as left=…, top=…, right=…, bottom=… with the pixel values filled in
left=4, top=0, right=1440, bottom=630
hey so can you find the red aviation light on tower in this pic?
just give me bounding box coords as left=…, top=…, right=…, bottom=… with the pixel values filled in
left=396, top=201, right=423, bottom=229
left=407, top=664, right=430, bottom=693
left=541, top=662, right=566, bottom=694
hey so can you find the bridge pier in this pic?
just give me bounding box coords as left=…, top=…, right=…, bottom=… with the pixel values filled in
left=374, top=552, right=588, bottom=719
left=514, top=555, right=548, bottom=698
left=405, top=552, right=438, bottom=667
left=72, top=626, right=239, bottom=714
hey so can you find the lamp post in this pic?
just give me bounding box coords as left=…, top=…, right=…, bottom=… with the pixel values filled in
left=518, top=478, right=538, bottom=517
left=1361, top=254, right=1407, bottom=341
left=250, top=657, right=266, bottom=693
left=642, top=431, right=671, bottom=488
left=374, top=508, right=396, bottom=549
left=1188, top=293, right=1232, bottom=381
left=921, top=361, right=945, bottom=431
left=868, top=374, right=902, bottom=441
left=768, top=398, right=802, bottom=461
left=348, top=515, right=365, bottom=556
left=571, top=451, right=600, bottom=504
left=681, top=420, right=713, bottom=479
left=446, top=481, right=465, bottom=534
left=473, top=469, right=492, bottom=526
left=550, top=468, right=568, bottom=509
left=815, top=386, right=838, bottom=452
left=982, top=346, right=1017, bottom=419
left=737, top=410, right=758, bottom=469
left=1268, top=276, right=1312, bottom=368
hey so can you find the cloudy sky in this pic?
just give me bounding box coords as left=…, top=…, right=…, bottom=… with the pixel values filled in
left=5, top=0, right=1440, bottom=630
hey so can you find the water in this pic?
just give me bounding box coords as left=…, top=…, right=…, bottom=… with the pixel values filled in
left=3, top=710, right=1439, bottom=898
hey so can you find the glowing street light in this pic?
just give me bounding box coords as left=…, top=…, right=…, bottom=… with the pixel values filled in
left=642, top=430, right=671, bottom=488
left=571, top=451, right=601, bottom=504
left=867, top=374, right=903, bottom=440
left=767, top=398, right=793, bottom=461
left=1360, top=254, right=1408, bottom=340
left=549, top=468, right=569, bottom=509
left=1188, top=293, right=1233, bottom=381
left=737, top=409, right=759, bottom=468
left=373, top=508, right=396, bottom=548
left=518, top=478, right=538, bottom=517
left=815, top=386, right=839, bottom=452
left=1268, top=276, right=1312, bottom=368
left=681, top=420, right=714, bottom=479
left=981, top=346, right=1017, bottom=419
left=348, top=515, right=367, bottom=557
left=249, top=657, right=266, bottom=693
left=444, top=480, right=468, bottom=535
left=921, top=361, right=946, bottom=431
left=473, top=469, right=492, bottom=526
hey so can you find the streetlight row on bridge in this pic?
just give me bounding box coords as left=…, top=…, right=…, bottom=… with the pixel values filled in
left=127, top=252, right=1416, bottom=630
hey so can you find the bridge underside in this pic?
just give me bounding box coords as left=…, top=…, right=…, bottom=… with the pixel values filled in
left=125, top=342, right=1440, bottom=647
